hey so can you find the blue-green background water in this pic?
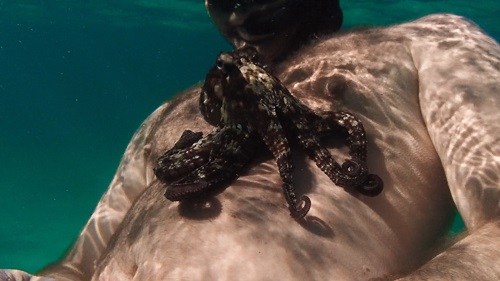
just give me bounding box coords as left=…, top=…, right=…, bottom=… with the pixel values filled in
left=1, top=0, right=498, bottom=273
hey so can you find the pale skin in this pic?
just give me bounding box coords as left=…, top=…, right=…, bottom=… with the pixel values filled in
left=1, top=14, right=499, bottom=281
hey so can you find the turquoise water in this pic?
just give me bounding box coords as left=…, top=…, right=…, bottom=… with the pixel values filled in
left=1, top=0, right=498, bottom=273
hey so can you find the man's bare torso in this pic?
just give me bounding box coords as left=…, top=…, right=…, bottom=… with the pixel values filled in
left=3, top=13, right=499, bottom=281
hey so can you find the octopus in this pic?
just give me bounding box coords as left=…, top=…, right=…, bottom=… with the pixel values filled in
left=154, top=50, right=383, bottom=218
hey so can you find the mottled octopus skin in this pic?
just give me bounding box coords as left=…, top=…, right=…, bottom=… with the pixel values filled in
left=154, top=50, right=382, bottom=218
left=155, top=127, right=261, bottom=201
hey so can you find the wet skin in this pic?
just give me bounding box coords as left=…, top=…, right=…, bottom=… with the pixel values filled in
left=2, top=14, right=500, bottom=281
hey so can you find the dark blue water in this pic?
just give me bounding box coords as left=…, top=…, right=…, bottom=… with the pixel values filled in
left=1, top=0, right=498, bottom=273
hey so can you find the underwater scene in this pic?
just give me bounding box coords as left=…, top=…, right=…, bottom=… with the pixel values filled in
left=1, top=0, right=499, bottom=273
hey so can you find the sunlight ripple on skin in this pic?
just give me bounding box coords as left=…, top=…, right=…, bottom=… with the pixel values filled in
left=1, top=10, right=500, bottom=281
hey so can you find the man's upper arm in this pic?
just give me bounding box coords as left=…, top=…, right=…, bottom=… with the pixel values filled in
left=410, top=14, right=500, bottom=230
left=392, top=14, right=500, bottom=280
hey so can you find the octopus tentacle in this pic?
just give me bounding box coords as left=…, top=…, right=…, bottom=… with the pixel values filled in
left=329, top=112, right=368, bottom=161
left=357, top=174, right=384, bottom=196
left=277, top=100, right=371, bottom=189
left=199, top=68, right=223, bottom=126
left=254, top=114, right=311, bottom=218
left=296, top=133, right=370, bottom=189
left=326, top=112, right=383, bottom=194
left=164, top=125, right=259, bottom=200
left=171, top=130, right=204, bottom=150
left=154, top=129, right=216, bottom=182
left=306, top=110, right=384, bottom=194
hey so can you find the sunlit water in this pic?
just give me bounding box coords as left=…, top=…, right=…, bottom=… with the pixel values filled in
left=0, top=0, right=498, bottom=272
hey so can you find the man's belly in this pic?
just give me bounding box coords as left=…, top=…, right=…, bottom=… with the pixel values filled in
left=91, top=84, right=456, bottom=280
